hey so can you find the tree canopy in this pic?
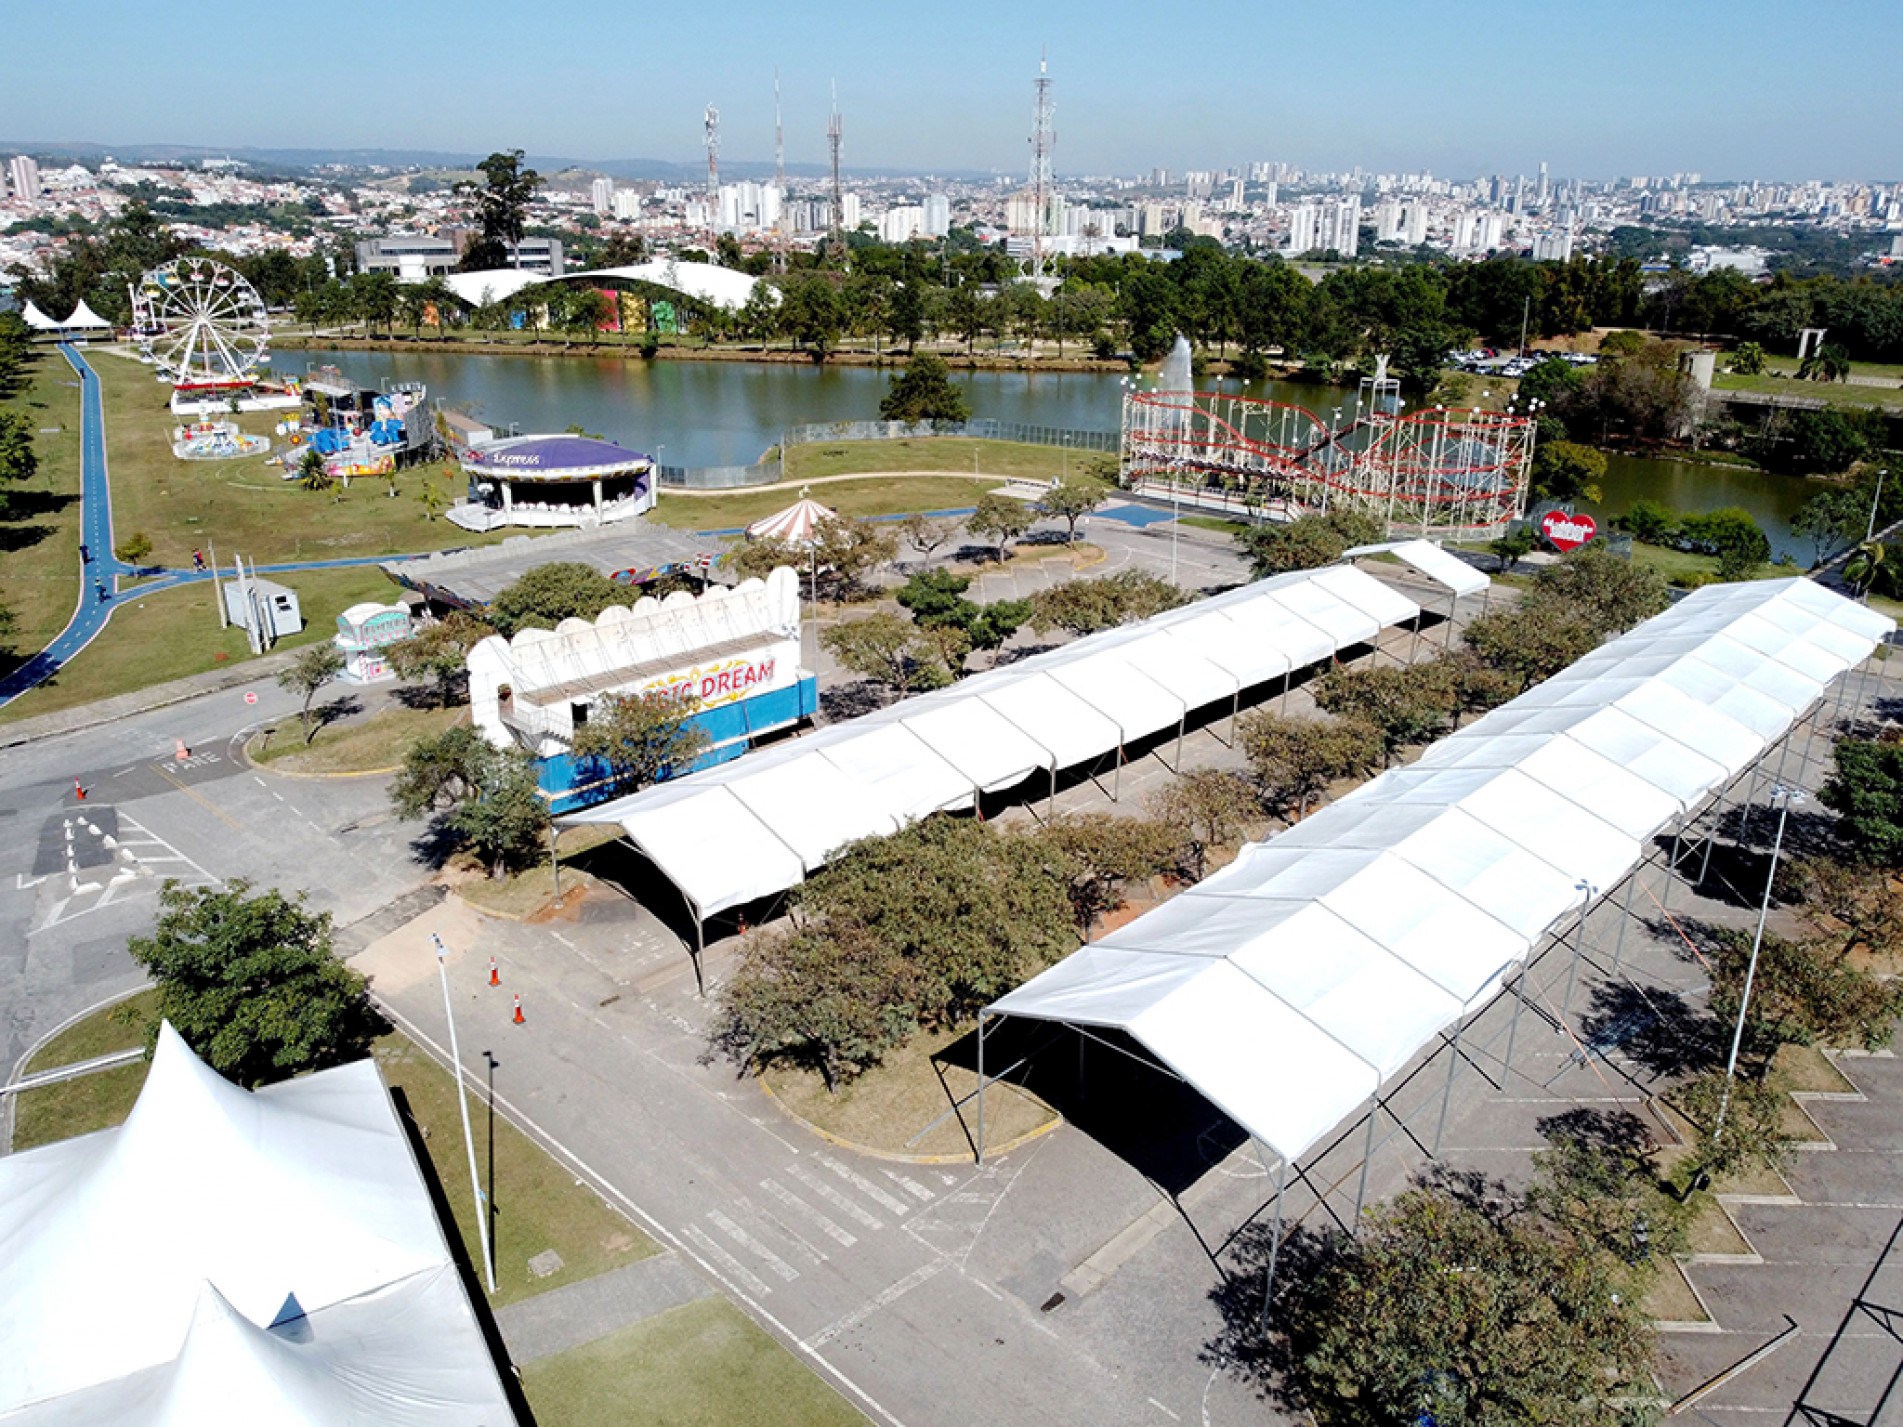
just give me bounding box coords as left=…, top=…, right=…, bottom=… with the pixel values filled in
left=571, top=691, right=708, bottom=797
left=488, top=561, right=625, bottom=637
left=390, top=726, right=550, bottom=877
left=877, top=354, right=970, bottom=422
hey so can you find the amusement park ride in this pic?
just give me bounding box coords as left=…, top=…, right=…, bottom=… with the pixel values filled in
left=129, top=257, right=272, bottom=396
left=1119, top=354, right=1536, bottom=539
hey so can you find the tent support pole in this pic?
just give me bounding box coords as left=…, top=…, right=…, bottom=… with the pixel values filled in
left=1505, top=969, right=1528, bottom=1074
left=1562, top=898, right=1589, bottom=1017
left=1228, top=686, right=1241, bottom=747
left=1697, top=794, right=1724, bottom=890
left=1175, top=716, right=1185, bottom=772
left=1612, top=873, right=1640, bottom=975
left=975, top=1013, right=987, bottom=1165
left=1661, top=833, right=1681, bottom=912
left=1258, top=1147, right=1288, bottom=1335
left=691, top=916, right=705, bottom=998
left=1442, top=592, right=1458, bottom=649
left=1433, top=1028, right=1462, bottom=1158
left=1352, top=1098, right=1379, bottom=1224
left=1049, top=762, right=1058, bottom=819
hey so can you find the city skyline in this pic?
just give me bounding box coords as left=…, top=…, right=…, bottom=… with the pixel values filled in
left=4, top=0, right=1898, bottom=182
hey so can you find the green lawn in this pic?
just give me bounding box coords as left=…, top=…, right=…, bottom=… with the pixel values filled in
left=1713, top=371, right=1903, bottom=409
left=0, top=564, right=398, bottom=724
left=250, top=701, right=467, bottom=773
left=1177, top=514, right=1251, bottom=537
left=0, top=352, right=85, bottom=669
left=781, top=436, right=1092, bottom=486
left=653, top=474, right=1002, bottom=532
left=89, top=347, right=507, bottom=569
left=1763, top=354, right=1903, bottom=382
left=1625, top=542, right=1792, bottom=587
left=10, top=988, right=160, bottom=1152
left=522, top=1298, right=867, bottom=1427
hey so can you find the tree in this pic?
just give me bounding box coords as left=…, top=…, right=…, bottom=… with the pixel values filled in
left=1798, top=341, right=1851, bottom=383
left=416, top=478, right=451, bottom=522
left=1239, top=712, right=1381, bottom=821
left=878, top=354, right=970, bottom=422
left=1489, top=525, right=1535, bottom=573
left=1707, top=925, right=1903, bottom=1057
left=1036, top=476, right=1110, bottom=543
left=1820, top=739, right=1903, bottom=866
left=809, top=515, right=899, bottom=598
left=1675, top=1069, right=1792, bottom=1184
left=1729, top=341, right=1767, bottom=375
left=822, top=611, right=959, bottom=693
left=488, top=561, right=624, bottom=636
left=894, top=569, right=1027, bottom=660
left=715, top=923, right=918, bottom=1092
left=390, top=726, right=550, bottom=878
left=1311, top=662, right=1456, bottom=763
left=1530, top=439, right=1607, bottom=505
left=457, top=150, right=543, bottom=272
left=297, top=446, right=332, bottom=493
left=1148, top=769, right=1261, bottom=881
left=1281, top=1185, right=1655, bottom=1427
left=571, top=691, right=709, bottom=795
left=966, top=492, right=1036, bottom=562
left=1029, top=813, right=1180, bottom=938
left=1616, top=497, right=1678, bottom=546
left=1463, top=599, right=1605, bottom=693
left=1793, top=484, right=1875, bottom=565
left=113, top=530, right=153, bottom=565
left=1534, top=546, right=1670, bottom=634
left=124, top=880, right=385, bottom=1088
left=385, top=612, right=493, bottom=707
left=1026, top=571, right=1187, bottom=636
left=276, top=644, right=345, bottom=742
left=0, top=408, right=38, bottom=488
left=1676, top=506, right=1769, bottom=580
left=1778, top=408, right=1874, bottom=476
left=898, top=511, right=960, bottom=565
left=1237, top=512, right=1378, bottom=578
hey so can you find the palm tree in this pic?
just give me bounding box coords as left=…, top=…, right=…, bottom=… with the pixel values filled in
left=1799, top=342, right=1851, bottom=383
left=1729, top=341, right=1766, bottom=375
left=1844, top=539, right=1885, bottom=598
left=298, top=447, right=333, bottom=493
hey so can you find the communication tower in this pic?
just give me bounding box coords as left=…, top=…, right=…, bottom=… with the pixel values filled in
left=1028, top=52, right=1055, bottom=280
left=827, top=82, right=845, bottom=262
left=773, top=69, right=788, bottom=269
left=704, top=105, right=720, bottom=207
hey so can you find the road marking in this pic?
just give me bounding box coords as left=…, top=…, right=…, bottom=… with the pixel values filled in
left=816, top=1152, right=913, bottom=1217
left=760, top=1178, right=856, bottom=1248
left=706, top=1209, right=799, bottom=1282
left=804, top=1258, right=948, bottom=1349
left=150, top=763, right=243, bottom=831
left=786, top=1161, right=884, bottom=1232
left=1149, top=1398, right=1181, bottom=1421
left=684, top=1223, right=774, bottom=1298
left=742, top=1199, right=829, bottom=1267
left=882, top=1169, right=936, bottom=1203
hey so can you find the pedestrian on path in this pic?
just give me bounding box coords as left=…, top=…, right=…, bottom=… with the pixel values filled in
left=191, top=549, right=205, bottom=571
left=94, top=580, right=107, bottom=604
left=79, top=543, right=89, bottom=564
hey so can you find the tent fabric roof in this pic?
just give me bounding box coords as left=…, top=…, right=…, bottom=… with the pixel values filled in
left=746, top=496, right=838, bottom=545
left=1342, top=540, right=1492, bottom=598
left=61, top=300, right=112, bottom=329
left=463, top=434, right=652, bottom=478
left=0, top=1024, right=515, bottom=1423
left=20, top=301, right=59, bottom=330
left=439, top=259, right=762, bottom=312
left=991, top=578, right=1892, bottom=1164
left=565, top=565, right=1421, bottom=917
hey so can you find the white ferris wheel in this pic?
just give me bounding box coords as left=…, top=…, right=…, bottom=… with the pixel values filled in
left=130, top=257, right=271, bottom=388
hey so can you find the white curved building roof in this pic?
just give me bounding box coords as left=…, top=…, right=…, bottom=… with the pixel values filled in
left=991, top=578, right=1893, bottom=1164
left=439, top=258, right=764, bottom=312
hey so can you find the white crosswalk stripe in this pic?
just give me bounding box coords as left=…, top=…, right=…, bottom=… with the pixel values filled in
left=740, top=1198, right=829, bottom=1267
left=786, top=1160, right=885, bottom=1232
left=760, top=1178, right=857, bottom=1248
left=706, top=1209, right=799, bottom=1282
left=684, top=1223, right=774, bottom=1298
left=816, top=1153, right=913, bottom=1217
left=882, top=1169, right=937, bottom=1203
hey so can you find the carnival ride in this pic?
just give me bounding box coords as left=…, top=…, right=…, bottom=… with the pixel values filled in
left=1120, top=386, right=1535, bottom=538
left=171, top=419, right=271, bottom=461
left=129, top=258, right=271, bottom=391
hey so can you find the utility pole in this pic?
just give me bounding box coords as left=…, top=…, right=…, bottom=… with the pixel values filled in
left=432, top=933, right=496, bottom=1293
left=827, top=81, right=845, bottom=264
left=1028, top=51, right=1055, bottom=282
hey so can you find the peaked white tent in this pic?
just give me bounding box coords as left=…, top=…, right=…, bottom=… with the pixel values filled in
left=564, top=565, right=1422, bottom=939
left=988, top=578, right=1891, bottom=1172
left=61, top=299, right=111, bottom=331
left=19, top=301, right=59, bottom=331
left=0, top=1023, right=516, bottom=1424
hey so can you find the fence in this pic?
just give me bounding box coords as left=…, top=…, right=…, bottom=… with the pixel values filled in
left=656, top=418, right=1121, bottom=490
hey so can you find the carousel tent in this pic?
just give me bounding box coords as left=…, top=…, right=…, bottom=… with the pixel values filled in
left=745, top=495, right=838, bottom=545
left=988, top=578, right=1893, bottom=1165
left=565, top=565, right=1421, bottom=925
left=0, top=1023, right=516, bottom=1424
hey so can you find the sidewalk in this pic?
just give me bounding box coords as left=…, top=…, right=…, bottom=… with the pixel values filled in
left=0, top=648, right=304, bottom=749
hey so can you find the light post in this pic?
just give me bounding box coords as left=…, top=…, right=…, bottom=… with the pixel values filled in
left=1867, top=467, right=1889, bottom=543
left=432, top=933, right=497, bottom=1293
left=1714, top=785, right=1803, bottom=1137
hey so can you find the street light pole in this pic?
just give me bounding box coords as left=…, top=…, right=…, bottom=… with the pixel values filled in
left=1868, top=467, right=1889, bottom=543
left=432, top=933, right=497, bottom=1293
left=1714, top=786, right=1802, bottom=1138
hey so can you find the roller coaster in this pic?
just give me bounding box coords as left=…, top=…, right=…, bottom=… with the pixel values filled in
left=1120, top=388, right=1536, bottom=538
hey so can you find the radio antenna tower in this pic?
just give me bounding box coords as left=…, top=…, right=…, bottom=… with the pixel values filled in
left=704, top=104, right=720, bottom=213
left=772, top=70, right=788, bottom=269
left=827, top=81, right=845, bottom=263
left=1028, top=51, right=1055, bottom=281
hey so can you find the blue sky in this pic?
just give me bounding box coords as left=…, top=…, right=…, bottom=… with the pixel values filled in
left=3, top=0, right=1895, bottom=180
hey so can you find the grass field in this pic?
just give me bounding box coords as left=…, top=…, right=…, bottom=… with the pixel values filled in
left=521, top=1298, right=867, bottom=1427
left=89, top=347, right=505, bottom=569
left=249, top=701, right=467, bottom=773
left=780, top=436, right=1095, bottom=487
left=0, top=352, right=85, bottom=667
left=1713, top=370, right=1903, bottom=409
left=10, top=988, right=159, bottom=1153
left=653, top=473, right=1003, bottom=532
left=0, top=564, right=397, bottom=724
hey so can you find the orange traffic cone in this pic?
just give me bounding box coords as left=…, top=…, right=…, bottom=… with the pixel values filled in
left=512, top=994, right=524, bottom=1026
left=73, top=779, right=86, bottom=802
left=489, top=957, right=500, bottom=987
left=174, top=739, right=190, bottom=761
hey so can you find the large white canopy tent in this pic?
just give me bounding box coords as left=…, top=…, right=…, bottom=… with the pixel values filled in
left=564, top=566, right=1421, bottom=954
left=986, top=578, right=1891, bottom=1185
left=440, top=259, right=764, bottom=313
left=0, top=1023, right=517, bottom=1424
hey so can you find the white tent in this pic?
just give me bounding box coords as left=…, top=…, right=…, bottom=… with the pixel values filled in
left=0, top=1024, right=516, bottom=1424
left=61, top=299, right=111, bottom=330
left=565, top=565, right=1422, bottom=925
left=746, top=494, right=838, bottom=546
left=1342, top=539, right=1491, bottom=598
left=19, top=301, right=59, bottom=331
left=989, top=578, right=1892, bottom=1166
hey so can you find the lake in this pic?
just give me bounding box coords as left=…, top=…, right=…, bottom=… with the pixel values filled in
left=283, top=345, right=1821, bottom=557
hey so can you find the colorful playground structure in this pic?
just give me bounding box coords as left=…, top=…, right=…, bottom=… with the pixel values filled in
left=1119, top=383, right=1536, bottom=538
left=170, top=419, right=271, bottom=461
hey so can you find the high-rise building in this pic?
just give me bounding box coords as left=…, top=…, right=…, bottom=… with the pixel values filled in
left=590, top=177, right=615, bottom=215
left=8, top=156, right=41, bottom=202
left=1373, top=201, right=1403, bottom=242
left=840, top=193, right=861, bottom=230
left=922, top=193, right=951, bottom=237
left=1286, top=203, right=1319, bottom=255
left=612, top=190, right=643, bottom=221
left=1404, top=203, right=1429, bottom=246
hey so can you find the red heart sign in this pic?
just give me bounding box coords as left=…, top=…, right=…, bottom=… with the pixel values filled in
left=1540, top=510, right=1597, bottom=552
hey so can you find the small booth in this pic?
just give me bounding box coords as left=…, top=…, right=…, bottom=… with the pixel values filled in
left=223, top=574, right=302, bottom=642
left=452, top=435, right=657, bottom=533
left=334, top=602, right=415, bottom=683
